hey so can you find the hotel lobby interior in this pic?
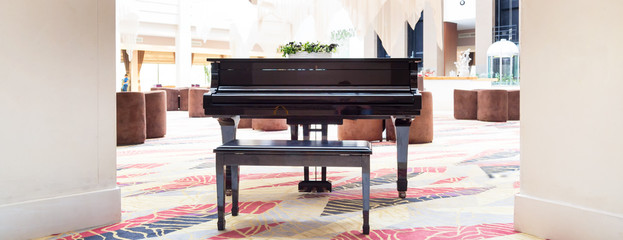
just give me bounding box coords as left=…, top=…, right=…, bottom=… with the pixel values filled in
left=1, top=1, right=622, bottom=240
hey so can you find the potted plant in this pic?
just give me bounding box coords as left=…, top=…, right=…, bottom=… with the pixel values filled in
left=278, top=41, right=338, bottom=58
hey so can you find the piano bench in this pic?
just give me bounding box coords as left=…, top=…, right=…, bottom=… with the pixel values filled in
left=214, top=139, right=372, bottom=235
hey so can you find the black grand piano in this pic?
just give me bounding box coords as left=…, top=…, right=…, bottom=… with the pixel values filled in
left=204, top=58, right=421, bottom=198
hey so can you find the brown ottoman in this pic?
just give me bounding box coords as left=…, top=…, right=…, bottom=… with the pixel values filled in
left=454, top=89, right=478, bottom=120
left=116, top=92, right=146, bottom=145
left=338, top=119, right=383, bottom=141
left=477, top=89, right=508, bottom=122
left=144, top=91, right=166, bottom=138
left=188, top=88, right=210, bottom=117
left=386, top=91, right=433, bottom=143
left=508, top=89, right=520, bottom=120
left=238, top=119, right=252, bottom=128
left=177, top=87, right=190, bottom=111
left=151, top=87, right=180, bottom=111
left=252, top=119, right=288, bottom=131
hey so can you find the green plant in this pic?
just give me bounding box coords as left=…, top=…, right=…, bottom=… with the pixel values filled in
left=277, top=41, right=338, bottom=57
left=331, top=28, right=355, bottom=43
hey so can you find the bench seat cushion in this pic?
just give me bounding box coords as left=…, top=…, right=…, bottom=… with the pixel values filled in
left=215, top=139, right=371, bottom=155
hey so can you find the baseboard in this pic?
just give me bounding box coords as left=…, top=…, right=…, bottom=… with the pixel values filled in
left=514, top=194, right=623, bottom=240
left=0, top=187, right=121, bottom=240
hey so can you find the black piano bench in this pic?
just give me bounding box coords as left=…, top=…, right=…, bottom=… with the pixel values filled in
left=214, top=139, right=372, bottom=235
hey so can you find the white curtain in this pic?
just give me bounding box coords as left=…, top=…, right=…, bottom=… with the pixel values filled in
left=186, top=0, right=425, bottom=57
left=341, top=0, right=424, bottom=57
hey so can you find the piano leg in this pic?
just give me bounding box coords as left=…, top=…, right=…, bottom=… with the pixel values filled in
left=215, top=155, right=226, bottom=230
left=362, top=156, right=370, bottom=235
left=218, top=117, right=239, bottom=196
left=394, top=118, right=412, bottom=198
left=320, top=124, right=328, bottom=183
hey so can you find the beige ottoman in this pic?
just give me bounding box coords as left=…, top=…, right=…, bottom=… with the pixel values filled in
left=144, top=91, right=166, bottom=138
left=151, top=87, right=180, bottom=111
left=508, top=89, right=520, bottom=120
left=188, top=88, right=210, bottom=117
left=238, top=119, right=253, bottom=128
left=454, top=89, right=478, bottom=120
left=338, top=119, right=384, bottom=141
left=116, top=92, right=146, bottom=145
left=386, top=91, right=433, bottom=143
left=252, top=119, right=288, bottom=131
left=177, top=87, right=190, bottom=111
left=477, top=89, right=508, bottom=122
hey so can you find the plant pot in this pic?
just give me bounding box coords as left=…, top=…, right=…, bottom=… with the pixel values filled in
left=287, top=52, right=332, bottom=58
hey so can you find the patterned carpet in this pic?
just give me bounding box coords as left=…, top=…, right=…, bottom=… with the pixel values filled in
left=42, top=111, right=541, bottom=240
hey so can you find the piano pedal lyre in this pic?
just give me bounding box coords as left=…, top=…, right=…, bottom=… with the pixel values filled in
left=298, top=180, right=332, bottom=193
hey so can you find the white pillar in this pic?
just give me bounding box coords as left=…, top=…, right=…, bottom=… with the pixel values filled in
left=516, top=1, right=623, bottom=239
left=475, top=0, right=494, bottom=76
left=176, top=0, right=191, bottom=87
left=423, top=0, right=444, bottom=75
left=392, top=22, right=408, bottom=58
left=363, top=26, right=377, bottom=58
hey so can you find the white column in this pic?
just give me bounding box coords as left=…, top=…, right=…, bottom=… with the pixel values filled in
left=475, top=0, right=494, bottom=76
left=423, top=0, right=444, bottom=75
left=363, top=26, right=377, bottom=58
left=0, top=0, right=119, bottom=239
left=515, top=1, right=623, bottom=239
left=175, top=0, right=192, bottom=87
left=392, top=21, right=408, bottom=58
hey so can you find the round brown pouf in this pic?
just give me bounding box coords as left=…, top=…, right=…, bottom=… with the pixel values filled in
left=477, top=89, right=508, bottom=122
left=151, top=87, right=180, bottom=111
left=188, top=88, right=210, bottom=117
left=252, top=119, right=288, bottom=131
left=238, top=119, right=252, bottom=128
left=386, top=91, right=433, bottom=143
left=178, top=87, right=190, bottom=111
left=338, top=119, right=383, bottom=141
left=144, top=91, right=166, bottom=138
left=116, top=92, right=146, bottom=145
left=507, top=89, right=520, bottom=120
left=454, top=89, right=478, bottom=120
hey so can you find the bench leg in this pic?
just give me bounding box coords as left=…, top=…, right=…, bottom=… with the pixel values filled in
left=231, top=165, right=239, bottom=216
left=362, top=158, right=370, bottom=235
left=394, top=118, right=412, bottom=198
left=216, top=156, right=226, bottom=230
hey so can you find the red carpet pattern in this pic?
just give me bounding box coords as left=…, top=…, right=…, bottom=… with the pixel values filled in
left=41, top=112, right=541, bottom=240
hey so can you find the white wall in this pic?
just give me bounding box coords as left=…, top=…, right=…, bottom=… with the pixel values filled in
left=515, top=0, right=623, bottom=239
left=0, top=1, right=120, bottom=239
left=475, top=0, right=493, bottom=76
left=423, top=0, right=444, bottom=75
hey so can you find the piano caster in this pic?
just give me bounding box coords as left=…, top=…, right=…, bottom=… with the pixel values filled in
left=225, top=189, right=232, bottom=196
left=217, top=219, right=225, bottom=230
left=398, top=191, right=406, bottom=198
left=363, top=225, right=370, bottom=235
